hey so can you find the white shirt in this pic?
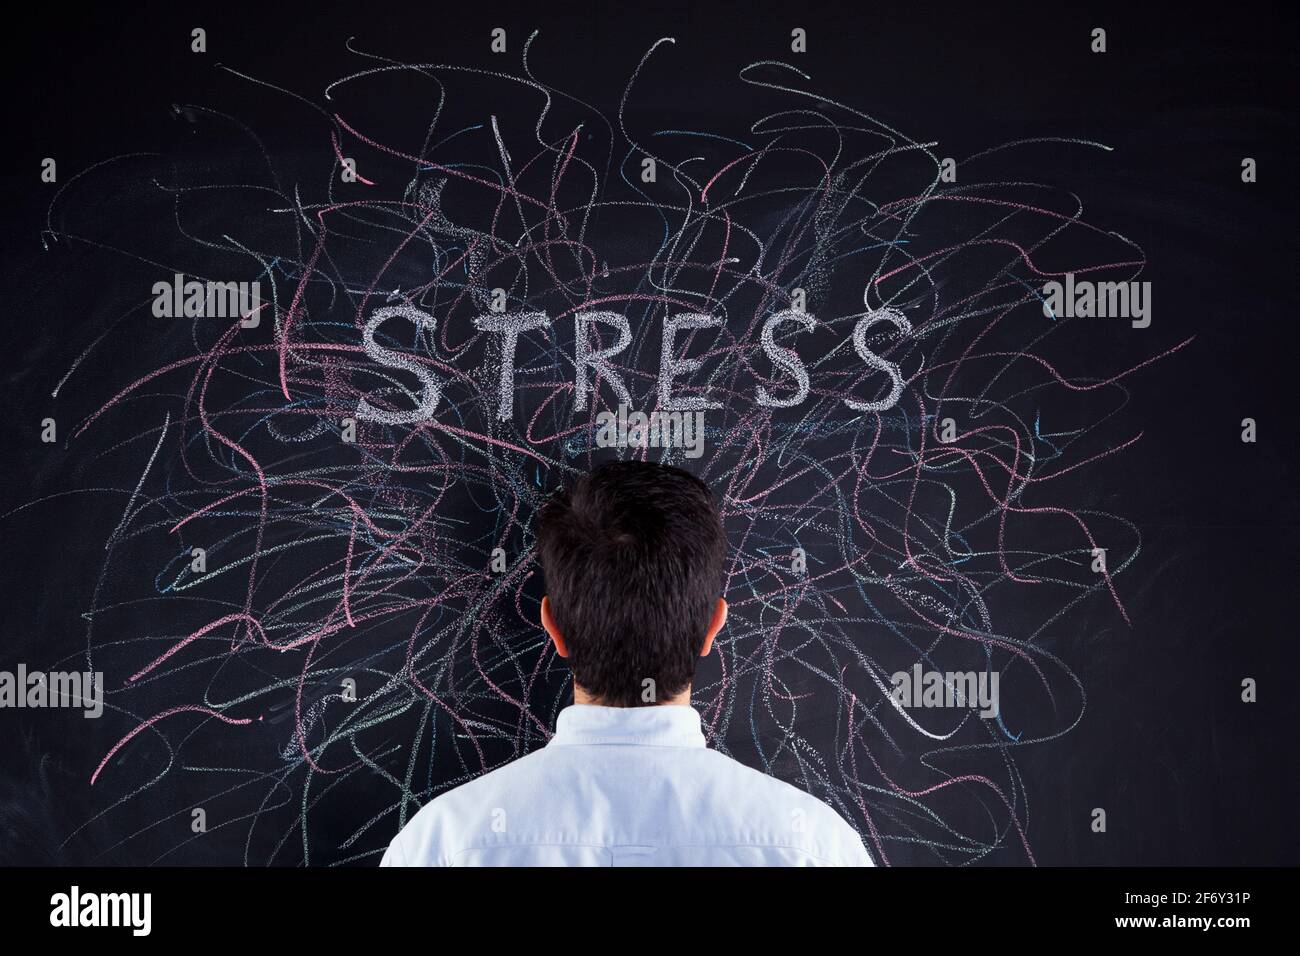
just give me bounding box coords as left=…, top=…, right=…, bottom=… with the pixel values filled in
left=380, top=703, right=875, bottom=867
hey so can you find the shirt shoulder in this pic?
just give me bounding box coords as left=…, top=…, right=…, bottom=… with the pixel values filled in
left=692, top=748, right=875, bottom=866
left=381, top=748, right=553, bottom=867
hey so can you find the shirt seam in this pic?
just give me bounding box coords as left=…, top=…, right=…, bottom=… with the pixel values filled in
left=447, top=840, right=855, bottom=866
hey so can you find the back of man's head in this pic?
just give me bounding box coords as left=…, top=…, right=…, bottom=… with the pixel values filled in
left=535, top=460, right=727, bottom=707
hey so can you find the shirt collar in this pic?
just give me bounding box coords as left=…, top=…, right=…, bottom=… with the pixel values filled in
left=549, top=704, right=707, bottom=748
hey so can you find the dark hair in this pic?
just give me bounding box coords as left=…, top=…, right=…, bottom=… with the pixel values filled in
left=535, top=460, right=728, bottom=707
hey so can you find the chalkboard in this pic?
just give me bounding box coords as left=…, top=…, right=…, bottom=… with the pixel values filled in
left=1, top=1, right=1295, bottom=866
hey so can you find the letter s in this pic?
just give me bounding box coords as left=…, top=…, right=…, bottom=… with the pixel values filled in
left=845, top=307, right=911, bottom=413
left=357, top=304, right=443, bottom=424
left=757, top=309, right=815, bottom=408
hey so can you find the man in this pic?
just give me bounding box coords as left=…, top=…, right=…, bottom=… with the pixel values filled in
left=381, top=460, right=874, bottom=866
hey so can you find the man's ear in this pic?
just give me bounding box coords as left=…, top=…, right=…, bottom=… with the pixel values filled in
left=540, top=596, right=568, bottom=657
left=699, top=598, right=728, bottom=657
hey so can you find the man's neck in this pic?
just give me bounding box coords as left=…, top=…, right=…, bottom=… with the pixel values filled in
left=573, top=685, right=691, bottom=707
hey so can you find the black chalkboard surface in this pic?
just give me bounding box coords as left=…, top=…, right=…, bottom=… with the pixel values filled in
left=0, top=1, right=1295, bottom=867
